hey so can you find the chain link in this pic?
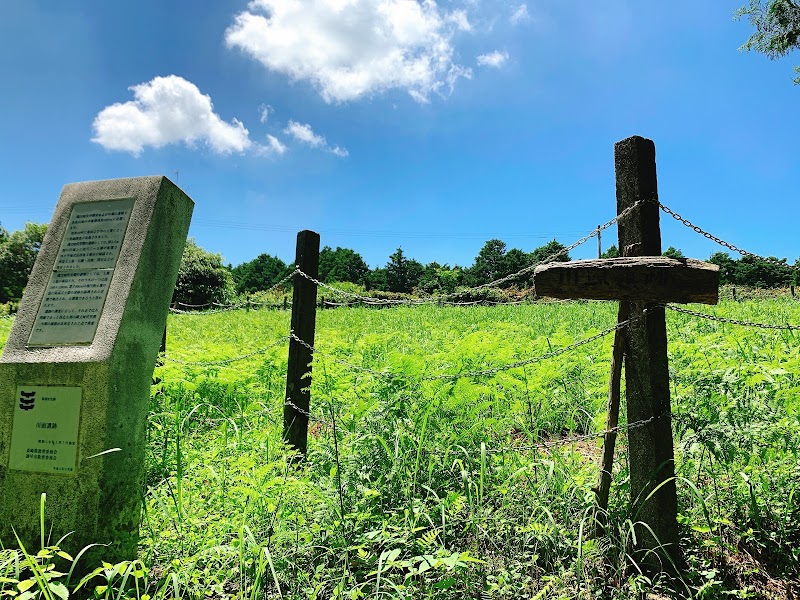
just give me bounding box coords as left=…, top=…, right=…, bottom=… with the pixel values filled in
left=295, top=199, right=649, bottom=307
left=665, top=304, right=800, bottom=331
left=295, top=272, right=430, bottom=305
left=285, top=392, right=665, bottom=455
left=161, top=336, right=289, bottom=365
left=289, top=318, right=628, bottom=382
left=474, top=199, right=648, bottom=290
left=283, top=398, right=331, bottom=426
left=486, top=413, right=665, bottom=454
left=170, top=270, right=298, bottom=314
left=657, top=202, right=799, bottom=271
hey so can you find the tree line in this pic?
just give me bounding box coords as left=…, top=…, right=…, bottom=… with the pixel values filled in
left=0, top=222, right=797, bottom=309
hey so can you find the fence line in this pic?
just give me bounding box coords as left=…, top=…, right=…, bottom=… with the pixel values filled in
left=161, top=317, right=626, bottom=378
left=167, top=199, right=650, bottom=315
left=288, top=318, right=627, bottom=382
left=169, top=199, right=797, bottom=317
left=657, top=201, right=799, bottom=271
left=284, top=396, right=667, bottom=456
left=170, top=271, right=297, bottom=313
left=161, top=335, right=289, bottom=366
left=294, top=199, right=650, bottom=307
left=160, top=302, right=799, bottom=370
left=665, top=304, right=800, bottom=331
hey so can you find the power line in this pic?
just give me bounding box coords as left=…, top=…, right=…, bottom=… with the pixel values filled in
left=192, top=219, right=585, bottom=240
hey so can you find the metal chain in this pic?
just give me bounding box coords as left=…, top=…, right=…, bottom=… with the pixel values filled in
left=173, top=198, right=654, bottom=314
left=473, top=199, right=648, bottom=291
left=288, top=318, right=628, bottom=383
left=283, top=398, right=331, bottom=426
left=175, top=300, right=215, bottom=309
left=170, top=270, right=298, bottom=314
left=295, top=271, right=431, bottom=305
left=665, top=304, right=800, bottom=331
left=161, top=336, right=289, bottom=365
left=239, top=270, right=298, bottom=305
left=294, top=198, right=649, bottom=307
left=286, top=394, right=665, bottom=456
left=485, top=413, right=664, bottom=454
left=657, top=202, right=799, bottom=270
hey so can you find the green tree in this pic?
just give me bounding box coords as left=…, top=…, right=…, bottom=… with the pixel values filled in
left=0, top=222, right=48, bottom=303
left=501, top=248, right=532, bottom=286
left=735, top=255, right=793, bottom=287
left=530, top=240, right=571, bottom=265
left=385, top=248, right=423, bottom=293
left=318, top=246, right=369, bottom=285
left=418, top=262, right=464, bottom=294
left=469, top=239, right=507, bottom=285
left=709, top=251, right=738, bottom=284
left=174, top=239, right=234, bottom=307
left=736, top=0, right=800, bottom=83
left=600, top=244, right=620, bottom=258
left=662, top=246, right=685, bottom=259
left=231, top=253, right=290, bottom=294
left=367, top=267, right=388, bottom=291
left=708, top=251, right=794, bottom=287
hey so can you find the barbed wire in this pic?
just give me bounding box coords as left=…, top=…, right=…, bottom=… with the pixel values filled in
left=161, top=335, right=289, bottom=365
left=665, top=304, right=800, bottom=331
left=657, top=202, right=799, bottom=270
left=288, top=318, right=627, bottom=383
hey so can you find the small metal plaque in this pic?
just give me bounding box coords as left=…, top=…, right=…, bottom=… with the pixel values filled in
left=29, top=199, right=134, bottom=346
left=9, top=386, right=82, bottom=475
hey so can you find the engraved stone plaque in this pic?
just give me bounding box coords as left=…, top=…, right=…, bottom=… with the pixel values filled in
left=28, top=199, right=134, bottom=346
left=9, top=386, right=82, bottom=474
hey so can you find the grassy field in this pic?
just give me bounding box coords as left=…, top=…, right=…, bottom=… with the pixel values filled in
left=1, top=298, right=799, bottom=598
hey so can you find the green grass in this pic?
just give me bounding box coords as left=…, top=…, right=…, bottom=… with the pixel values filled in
left=0, top=317, right=12, bottom=346
left=1, top=299, right=799, bottom=598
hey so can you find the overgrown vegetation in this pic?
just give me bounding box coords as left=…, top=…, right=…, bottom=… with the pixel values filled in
left=1, top=297, right=798, bottom=598
left=1, top=220, right=797, bottom=309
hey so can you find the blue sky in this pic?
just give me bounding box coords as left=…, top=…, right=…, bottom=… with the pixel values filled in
left=1, top=1, right=797, bottom=270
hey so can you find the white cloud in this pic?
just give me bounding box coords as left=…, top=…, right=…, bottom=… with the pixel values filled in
left=476, top=50, right=508, bottom=68
left=447, top=10, right=472, bottom=31
left=510, top=4, right=530, bottom=25
left=284, top=120, right=325, bottom=148
left=92, top=75, right=253, bottom=156
left=264, top=134, right=287, bottom=155
left=258, top=103, right=273, bottom=123
left=284, top=120, right=348, bottom=157
left=224, top=0, right=473, bottom=103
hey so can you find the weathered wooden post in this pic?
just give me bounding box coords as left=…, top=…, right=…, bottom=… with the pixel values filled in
left=615, top=136, right=679, bottom=568
left=534, top=136, right=720, bottom=571
left=283, top=230, right=320, bottom=457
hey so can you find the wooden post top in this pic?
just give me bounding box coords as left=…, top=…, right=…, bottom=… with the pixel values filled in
left=534, top=256, right=719, bottom=305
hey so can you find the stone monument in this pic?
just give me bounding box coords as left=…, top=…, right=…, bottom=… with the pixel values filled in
left=0, top=176, right=193, bottom=564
